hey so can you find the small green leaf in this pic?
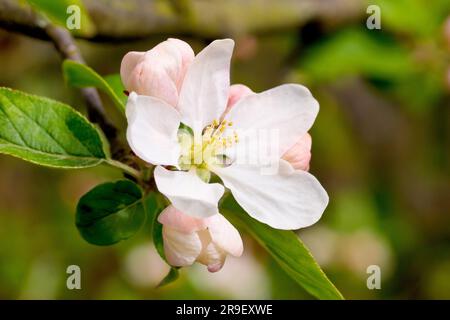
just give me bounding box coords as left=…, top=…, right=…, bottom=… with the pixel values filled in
left=63, top=60, right=126, bottom=112
left=149, top=194, right=169, bottom=262
left=104, top=74, right=127, bottom=107
left=157, top=268, right=179, bottom=288
left=0, top=87, right=106, bottom=168
left=222, top=196, right=344, bottom=300
left=153, top=217, right=166, bottom=261
left=143, top=193, right=181, bottom=286
left=76, top=180, right=145, bottom=246
left=26, top=0, right=96, bottom=36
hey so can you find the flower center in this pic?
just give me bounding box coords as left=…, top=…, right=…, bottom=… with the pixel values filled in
left=178, top=119, right=238, bottom=175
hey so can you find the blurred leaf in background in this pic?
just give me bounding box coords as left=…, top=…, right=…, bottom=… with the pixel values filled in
left=26, top=0, right=96, bottom=36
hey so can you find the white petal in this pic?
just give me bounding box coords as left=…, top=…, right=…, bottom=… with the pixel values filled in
left=126, top=92, right=181, bottom=166
left=196, top=230, right=227, bottom=273
left=120, top=51, right=145, bottom=89
left=158, top=205, right=208, bottom=233
left=213, top=160, right=329, bottom=230
left=162, top=225, right=202, bottom=267
left=206, top=214, right=243, bottom=257
left=154, top=166, right=225, bottom=218
left=225, top=84, right=319, bottom=160
left=178, top=39, right=234, bottom=135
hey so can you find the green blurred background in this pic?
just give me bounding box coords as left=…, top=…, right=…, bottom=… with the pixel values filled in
left=0, top=0, right=449, bottom=299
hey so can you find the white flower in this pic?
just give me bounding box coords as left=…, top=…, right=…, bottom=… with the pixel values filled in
left=123, top=38, right=328, bottom=230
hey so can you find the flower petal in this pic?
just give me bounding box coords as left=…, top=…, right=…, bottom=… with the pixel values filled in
left=226, top=84, right=254, bottom=112
left=225, top=84, right=319, bottom=159
left=178, top=39, right=234, bottom=135
left=158, top=205, right=208, bottom=233
left=213, top=160, right=328, bottom=230
left=120, top=51, right=145, bottom=89
left=126, top=92, right=181, bottom=166
left=196, top=230, right=227, bottom=273
left=126, top=92, right=180, bottom=165
left=162, top=225, right=202, bottom=267
left=282, top=133, right=312, bottom=171
left=154, top=166, right=225, bottom=218
left=206, top=214, right=243, bottom=257
left=120, top=39, right=194, bottom=107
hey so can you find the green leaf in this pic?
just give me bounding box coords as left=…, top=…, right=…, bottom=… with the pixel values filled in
left=104, top=74, right=127, bottom=107
left=26, top=0, right=96, bottom=36
left=157, top=268, right=179, bottom=288
left=148, top=193, right=169, bottom=262
left=153, top=216, right=166, bottom=261
left=0, top=87, right=106, bottom=168
left=76, top=180, right=145, bottom=246
left=222, top=196, right=344, bottom=300
left=63, top=60, right=126, bottom=112
left=371, top=0, right=445, bottom=37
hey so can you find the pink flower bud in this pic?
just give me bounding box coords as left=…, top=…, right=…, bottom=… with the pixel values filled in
left=226, top=84, right=254, bottom=111
left=282, top=133, right=312, bottom=171
left=120, top=38, right=195, bottom=107
left=158, top=206, right=243, bottom=272
left=226, top=84, right=313, bottom=171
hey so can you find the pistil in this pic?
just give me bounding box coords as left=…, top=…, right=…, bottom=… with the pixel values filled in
left=178, top=119, right=239, bottom=171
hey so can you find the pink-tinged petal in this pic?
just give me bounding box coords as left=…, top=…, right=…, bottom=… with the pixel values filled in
left=196, top=230, right=227, bottom=273
left=167, top=38, right=196, bottom=85
left=162, top=225, right=202, bottom=267
left=226, top=84, right=254, bottom=110
left=128, top=62, right=179, bottom=107
left=120, top=38, right=195, bottom=107
left=178, top=39, right=234, bottom=135
left=120, top=51, right=145, bottom=89
left=158, top=205, right=208, bottom=233
left=207, top=263, right=224, bottom=273
left=152, top=38, right=195, bottom=91
left=206, top=214, right=243, bottom=257
left=282, top=133, right=312, bottom=171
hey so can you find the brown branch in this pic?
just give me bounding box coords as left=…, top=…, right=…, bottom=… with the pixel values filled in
left=0, top=0, right=363, bottom=161
left=44, top=24, right=117, bottom=141
left=0, top=0, right=364, bottom=43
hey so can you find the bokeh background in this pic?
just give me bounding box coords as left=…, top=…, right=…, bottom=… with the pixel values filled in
left=0, top=0, right=449, bottom=299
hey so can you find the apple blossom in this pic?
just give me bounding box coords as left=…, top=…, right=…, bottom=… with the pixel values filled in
left=122, top=38, right=328, bottom=234
left=158, top=205, right=243, bottom=272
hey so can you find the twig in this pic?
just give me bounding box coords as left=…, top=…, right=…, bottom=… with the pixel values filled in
left=44, top=24, right=118, bottom=142
left=106, top=159, right=142, bottom=181
left=0, top=0, right=364, bottom=43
